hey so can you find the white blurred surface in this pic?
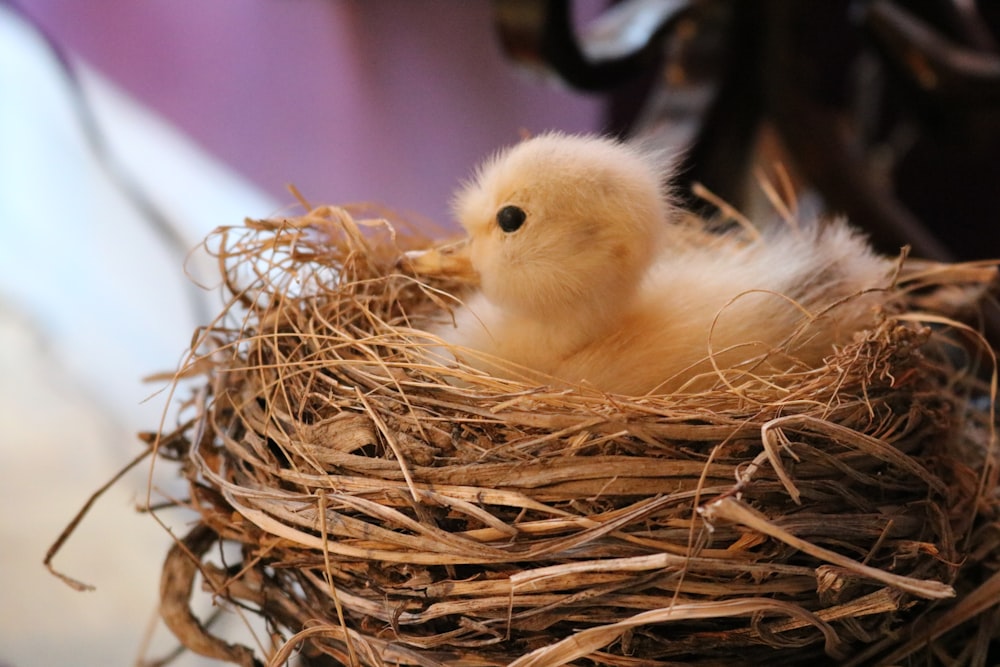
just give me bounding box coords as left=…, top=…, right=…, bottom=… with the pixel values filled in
left=1, top=6, right=275, bottom=665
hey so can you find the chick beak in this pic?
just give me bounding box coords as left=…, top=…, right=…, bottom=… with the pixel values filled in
left=401, top=239, right=478, bottom=282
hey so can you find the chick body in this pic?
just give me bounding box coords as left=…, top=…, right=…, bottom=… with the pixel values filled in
left=434, top=132, right=892, bottom=394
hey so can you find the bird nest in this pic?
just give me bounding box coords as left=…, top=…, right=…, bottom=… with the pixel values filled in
left=148, top=205, right=1000, bottom=666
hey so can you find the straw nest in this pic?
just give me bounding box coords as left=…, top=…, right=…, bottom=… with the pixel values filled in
left=150, top=205, right=1000, bottom=667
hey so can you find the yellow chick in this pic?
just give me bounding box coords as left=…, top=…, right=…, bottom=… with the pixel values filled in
left=431, top=132, right=892, bottom=394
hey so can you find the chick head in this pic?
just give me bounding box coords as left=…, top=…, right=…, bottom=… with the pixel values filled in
left=453, top=132, right=671, bottom=322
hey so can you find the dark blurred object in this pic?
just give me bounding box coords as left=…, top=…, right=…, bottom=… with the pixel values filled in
left=493, top=0, right=1000, bottom=263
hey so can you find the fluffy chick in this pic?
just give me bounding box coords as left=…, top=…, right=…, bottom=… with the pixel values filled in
left=432, top=132, right=892, bottom=394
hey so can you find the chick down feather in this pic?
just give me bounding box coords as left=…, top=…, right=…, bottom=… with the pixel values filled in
left=431, top=132, right=893, bottom=394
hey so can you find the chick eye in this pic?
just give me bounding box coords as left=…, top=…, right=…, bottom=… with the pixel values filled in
left=496, top=205, right=526, bottom=233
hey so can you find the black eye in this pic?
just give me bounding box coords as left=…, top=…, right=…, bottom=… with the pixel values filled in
left=496, top=205, right=526, bottom=233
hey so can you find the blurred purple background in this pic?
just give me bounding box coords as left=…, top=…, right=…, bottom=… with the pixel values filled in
left=18, top=0, right=606, bottom=226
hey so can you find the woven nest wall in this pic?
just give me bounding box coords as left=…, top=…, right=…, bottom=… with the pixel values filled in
left=152, top=206, right=1000, bottom=667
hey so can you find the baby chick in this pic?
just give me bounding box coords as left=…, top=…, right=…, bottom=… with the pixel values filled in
left=431, top=132, right=892, bottom=394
